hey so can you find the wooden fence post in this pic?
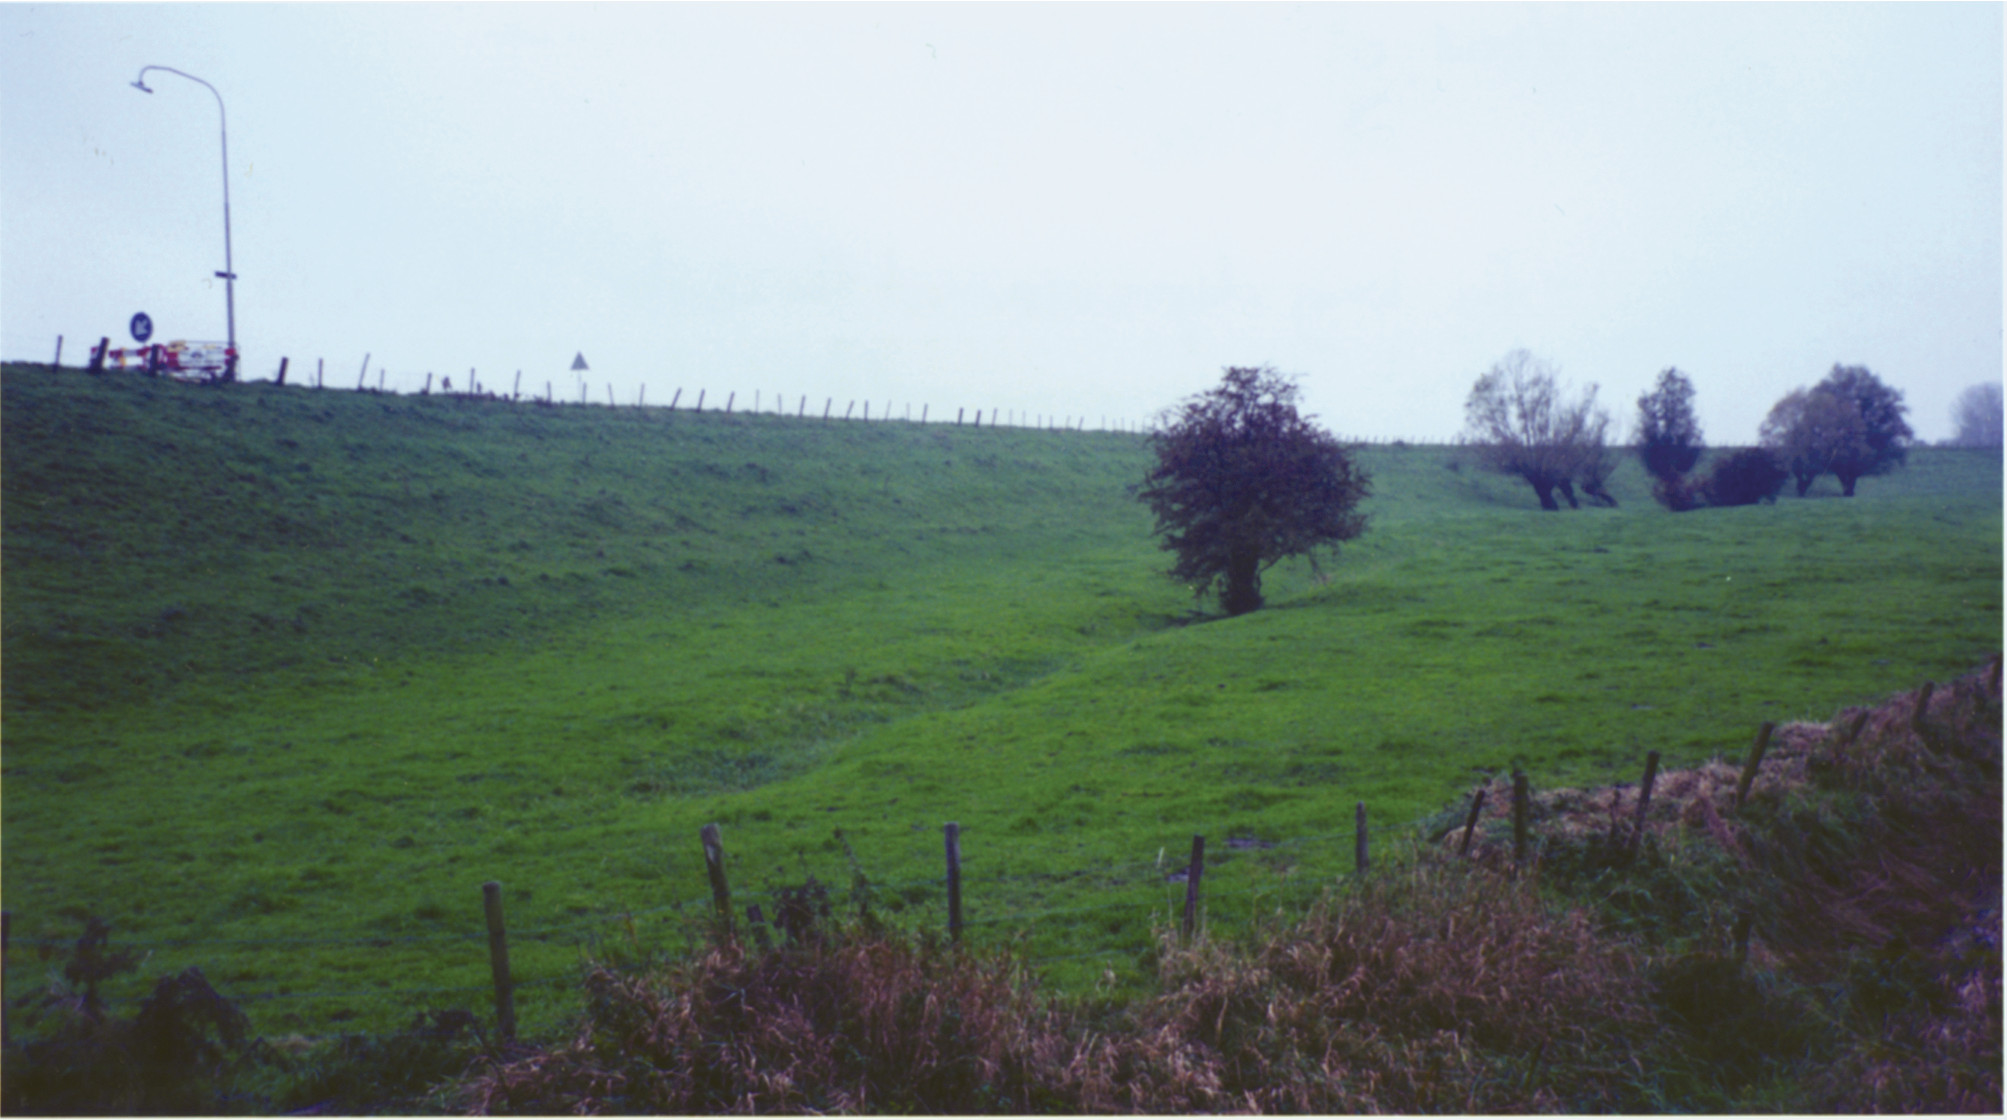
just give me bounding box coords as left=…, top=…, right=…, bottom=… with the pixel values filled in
left=1354, top=802, right=1369, bottom=873
left=695, top=389, right=706, bottom=411
left=863, top=400, right=870, bottom=421
left=844, top=400, right=855, bottom=420
left=89, top=337, right=108, bottom=372
left=747, top=904, right=773, bottom=952
left=724, top=391, right=734, bottom=414
left=514, top=370, right=522, bottom=401
left=824, top=398, right=833, bottom=420
left=956, top=407, right=964, bottom=426
left=944, top=822, right=964, bottom=943
left=53, top=335, right=63, bottom=367
left=1628, top=751, right=1660, bottom=857
left=275, top=357, right=288, bottom=386
left=1181, top=835, right=1205, bottom=941
left=921, top=404, right=928, bottom=423
left=316, top=358, right=324, bottom=388
left=668, top=388, right=682, bottom=410
left=1734, top=722, right=1776, bottom=811
left=481, top=882, right=516, bottom=1042
left=701, top=824, right=733, bottom=935
left=799, top=395, right=807, bottom=417
left=1512, top=769, right=1530, bottom=864
left=357, top=353, right=370, bottom=389
left=1459, top=789, right=1487, bottom=854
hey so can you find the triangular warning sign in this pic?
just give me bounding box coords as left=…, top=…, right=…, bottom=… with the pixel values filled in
left=570, top=352, right=590, bottom=371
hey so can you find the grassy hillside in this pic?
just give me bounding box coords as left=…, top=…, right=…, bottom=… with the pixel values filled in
left=3, top=362, right=1998, bottom=1042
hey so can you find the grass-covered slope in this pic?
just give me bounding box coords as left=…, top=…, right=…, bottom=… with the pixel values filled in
left=3, top=362, right=1998, bottom=1041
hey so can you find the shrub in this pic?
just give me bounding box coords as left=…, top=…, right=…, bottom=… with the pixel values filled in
left=1699, top=447, right=1788, bottom=507
left=1652, top=471, right=1704, bottom=512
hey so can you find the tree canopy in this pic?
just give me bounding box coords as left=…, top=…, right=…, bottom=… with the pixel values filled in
left=1634, top=368, right=1703, bottom=481
left=1462, top=350, right=1614, bottom=511
left=1138, top=367, right=1369, bottom=616
left=1760, top=365, right=1913, bottom=496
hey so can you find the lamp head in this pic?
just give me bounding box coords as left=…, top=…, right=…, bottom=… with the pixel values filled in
left=131, top=80, right=152, bottom=93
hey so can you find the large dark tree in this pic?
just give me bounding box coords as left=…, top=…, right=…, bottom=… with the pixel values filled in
left=1635, top=367, right=1704, bottom=481
left=1462, top=350, right=1612, bottom=511
left=1139, top=367, right=1369, bottom=617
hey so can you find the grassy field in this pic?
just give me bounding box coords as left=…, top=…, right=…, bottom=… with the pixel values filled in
left=3, top=362, right=1998, bottom=1042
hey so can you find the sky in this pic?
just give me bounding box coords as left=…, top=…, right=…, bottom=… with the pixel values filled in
left=2, top=3, right=2000, bottom=443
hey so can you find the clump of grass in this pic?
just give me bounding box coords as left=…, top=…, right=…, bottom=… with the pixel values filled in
left=1109, top=854, right=1652, bottom=1113
left=459, top=912, right=1081, bottom=1113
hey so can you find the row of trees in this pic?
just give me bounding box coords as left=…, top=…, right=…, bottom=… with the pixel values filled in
left=1136, top=360, right=1992, bottom=617
left=1459, top=351, right=1994, bottom=512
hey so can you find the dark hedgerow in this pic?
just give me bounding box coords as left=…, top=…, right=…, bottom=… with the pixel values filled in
left=1700, top=447, right=1790, bottom=507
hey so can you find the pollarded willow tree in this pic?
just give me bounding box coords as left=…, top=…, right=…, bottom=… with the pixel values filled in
left=1139, top=366, right=1370, bottom=617
left=1462, top=350, right=1614, bottom=511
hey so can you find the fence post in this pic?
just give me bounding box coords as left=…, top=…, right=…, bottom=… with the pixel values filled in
left=1628, top=751, right=1660, bottom=858
left=53, top=335, right=63, bottom=367
left=90, top=337, right=108, bottom=372
left=695, top=389, right=706, bottom=411
left=863, top=400, right=870, bottom=421
left=701, top=824, right=733, bottom=935
left=944, top=822, right=964, bottom=943
left=316, top=358, right=324, bottom=388
left=1911, top=681, right=1936, bottom=733
left=514, top=370, right=522, bottom=401
left=1459, top=789, right=1488, bottom=854
left=956, top=407, right=964, bottom=426
left=357, top=353, right=370, bottom=389
left=824, top=398, right=833, bottom=420
left=724, top=391, right=734, bottom=414
left=1354, top=802, right=1369, bottom=873
left=1512, top=769, right=1530, bottom=864
left=275, top=357, right=288, bottom=386
left=747, top=904, right=774, bottom=952
left=1181, top=835, right=1205, bottom=941
left=1733, top=722, right=1776, bottom=811
left=921, top=404, right=928, bottom=424
left=481, top=882, right=516, bottom=1042
left=799, top=395, right=807, bottom=417
left=668, top=388, right=681, bottom=410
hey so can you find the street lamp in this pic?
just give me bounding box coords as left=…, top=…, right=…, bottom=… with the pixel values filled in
left=131, top=65, right=237, bottom=380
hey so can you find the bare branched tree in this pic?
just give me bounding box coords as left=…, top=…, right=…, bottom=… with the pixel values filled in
left=1951, top=383, right=2003, bottom=448
left=1462, top=350, right=1613, bottom=511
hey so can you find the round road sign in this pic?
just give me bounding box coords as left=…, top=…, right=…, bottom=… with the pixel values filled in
left=130, top=312, right=154, bottom=343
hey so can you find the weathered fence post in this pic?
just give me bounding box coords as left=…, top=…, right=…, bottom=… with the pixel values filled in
left=824, top=398, right=833, bottom=420
left=1460, top=789, right=1488, bottom=854
left=667, top=388, right=682, bottom=410
left=1181, top=835, right=1205, bottom=941
left=638, top=385, right=645, bottom=408
left=700, top=824, right=733, bottom=935
left=513, top=370, right=522, bottom=401
left=89, top=337, right=108, bottom=372
left=799, top=395, right=807, bottom=417
left=1512, top=769, right=1530, bottom=864
left=695, top=389, right=706, bottom=411
left=956, top=407, right=965, bottom=426
left=316, top=358, right=324, bottom=388
left=481, top=882, right=516, bottom=1042
left=357, top=353, right=370, bottom=389
left=863, top=400, right=870, bottom=421
left=1734, top=722, right=1776, bottom=811
left=53, top=335, right=63, bottom=367
left=1354, top=802, right=1369, bottom=873
left=845, top=400, right=855, bottom=420
left=724, top=391, right=734, bottom=414
left=747, top=904, right=774, bottom=952
left=944, top=822, right=964, bottom=943
left=1628, top=751, right=1661, bottom=858
left=921, top=404, right=928, bottom=423
left=146, top=344, right=161, bottom=376
left=275, top=357, right=288, bottom=386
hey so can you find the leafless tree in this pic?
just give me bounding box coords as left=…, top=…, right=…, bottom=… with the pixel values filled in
left=1462, top=350, right=1613, bottom=511
left=1951, top=383, right=2003, bottom=447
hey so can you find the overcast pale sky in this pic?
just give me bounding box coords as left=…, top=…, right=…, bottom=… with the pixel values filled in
left=3, top=3, right=1999, bottom=442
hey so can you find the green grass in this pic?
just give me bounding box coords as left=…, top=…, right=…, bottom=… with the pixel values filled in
left=4, top=363, right=1998, bottom=1041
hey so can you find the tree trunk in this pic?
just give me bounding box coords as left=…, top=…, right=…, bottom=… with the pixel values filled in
left=1794, top=471, right=1815, bottom=497
left=1222, top=549, right=1264, bottom=616
left=1557, top=479, right=1580, bottom=509
left=1838, top=472, right=1858, bottom=496
left=1531, top=480, right=1560, bottom=511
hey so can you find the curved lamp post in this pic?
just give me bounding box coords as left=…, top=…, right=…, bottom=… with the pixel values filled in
left=131, top=65, right=237, bottom=380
